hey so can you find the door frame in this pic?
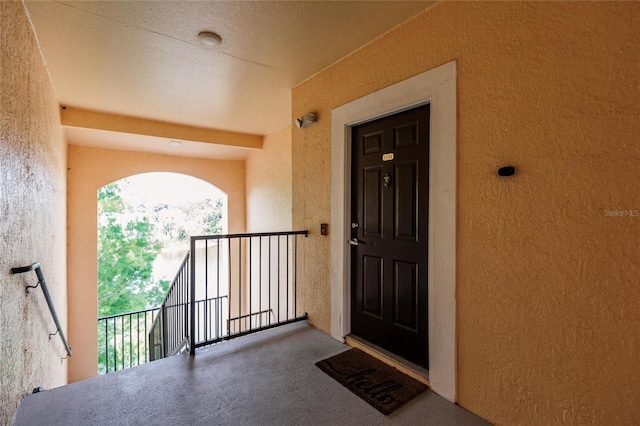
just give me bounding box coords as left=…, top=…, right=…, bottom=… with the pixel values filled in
left=330, top=61, right=457, bottom=402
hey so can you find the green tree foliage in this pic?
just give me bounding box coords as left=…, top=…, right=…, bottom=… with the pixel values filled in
left=97, top=183, right=168, bottom=316
left=202, top=198, right=224, bottom=235
left=98, top=182, right=169, bottom=374
left=97, top=179, right=224, bottom=374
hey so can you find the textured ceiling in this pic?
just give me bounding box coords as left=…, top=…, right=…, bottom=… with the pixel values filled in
left=26, top=1, right=435, bottom=138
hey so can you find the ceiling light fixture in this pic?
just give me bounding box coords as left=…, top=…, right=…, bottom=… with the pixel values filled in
left=169, top=140, right=181, bottom=147
left=197, top=31, right=222, bottom=47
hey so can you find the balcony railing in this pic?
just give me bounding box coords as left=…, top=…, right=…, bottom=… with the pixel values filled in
left=97, top=230, right=308, bottom=372
left=149, top=230, right=308, bottom=361
left=98, top=307, right=158, bottom=374
left=190, top=230, right=308, bottom=352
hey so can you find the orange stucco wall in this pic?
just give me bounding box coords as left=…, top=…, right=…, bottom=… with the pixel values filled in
left=246, top=126, right=292, bottom=232
left=67, top=145, right=245, bottom=382
left=292, top=2, right=639, bottom=425
left=0, top=2, right=68, bottom=422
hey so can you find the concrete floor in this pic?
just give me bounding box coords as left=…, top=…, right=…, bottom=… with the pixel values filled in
left=15, top=322, right=492, bottom=425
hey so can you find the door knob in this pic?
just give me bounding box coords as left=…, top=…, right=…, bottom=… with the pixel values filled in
left=348, top=238, right=360, bottom=246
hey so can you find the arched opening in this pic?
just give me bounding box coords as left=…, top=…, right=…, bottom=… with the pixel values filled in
left=67, top=146, right=247, bottom=383
left=97, top=172, right=227, bottom=374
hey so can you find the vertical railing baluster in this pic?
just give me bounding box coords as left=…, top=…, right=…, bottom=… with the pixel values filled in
left=277, top=235, right=280, bottom=324
left=172, top=286, right=175, bottom=356
left=206, top=241, right=209, bottom=339
left=174, top=275, right=177, bottom=351
left=205, top=243, right=208, bottom=342
left=268, top=236, right=272, bottom=326
left=190, top=237, right=196, bottom=355
left=129, top=314, right=132, bottom=368
left=175, top=275, right=178, bottom=351
left=173, top=286, right=174, bottom=349
left=159, top=310, right=163, bottom=359
left=294, top=235, right=298, bottom=318
left=145, top=310, right=149, bottom=362
left=133, top=314, right=137, bottom=366
left=162, top=303, right=168, bottom=359
left=287, top=236, right=296, bottom=320
left=147, top=312, right=151, bottom=361
left=113, top=318, right=116, bottom=372
left=178, top=279, right=181, bottom=350
left=228, top=237, right=231, bottom=335
left=178, top=253, right=185, bottom=350
left=259, top=237, right=262, bottom=328
left=173, top=276, right=176, bottom=352
left=104, top=319, right=108, bottom=373
left=216, top=238, right=220, bottom=339
left=119, top=316, right=123, bottom=370
left=139, top=313, right=143, bottom=364
left=249, top=237, right=252, bottom=330
left=136, top=312, right=140, bottom=366
left=238, top=237, right=242, bottom=333
left=187, top=254, right=190, bottom=346
left=145, top=312, right=148, bottom=362
left=286, top=235, right=289, bottom=321
left=175, top=276, right=178, bottom=351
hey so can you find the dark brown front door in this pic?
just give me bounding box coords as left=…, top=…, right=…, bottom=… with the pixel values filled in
left=350, top=104, right=429, bottom=368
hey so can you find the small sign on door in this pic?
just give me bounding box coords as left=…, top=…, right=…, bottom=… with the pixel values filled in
left=382, top=153, right=394, bottom=162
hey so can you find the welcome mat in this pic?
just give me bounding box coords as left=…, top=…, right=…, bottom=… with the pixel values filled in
left=315, top=348, right=428, bottom=415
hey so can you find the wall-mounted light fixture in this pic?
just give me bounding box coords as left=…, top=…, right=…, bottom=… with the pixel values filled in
left=295, top=112, right=317, bottom=129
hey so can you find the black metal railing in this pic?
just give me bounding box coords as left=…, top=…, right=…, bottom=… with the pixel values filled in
left=98, top=307, right=158, bottom=374
left=11, top=262, right=72, bottom=361
left=149, top=252, right=191, bottom=361
left=189, top=231, right=308, bottom=354
left=148, top=230, right=307, bottom=361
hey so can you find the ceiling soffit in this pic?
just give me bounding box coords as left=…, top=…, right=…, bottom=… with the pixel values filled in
left=26, top=1, right=435, bottom=137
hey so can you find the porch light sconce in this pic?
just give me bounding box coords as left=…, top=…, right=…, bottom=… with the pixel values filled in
left=295, top=112, right=317, bottom=129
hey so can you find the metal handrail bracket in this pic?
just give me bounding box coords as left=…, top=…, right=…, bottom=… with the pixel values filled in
left=11, top=262, right=72, bottom=361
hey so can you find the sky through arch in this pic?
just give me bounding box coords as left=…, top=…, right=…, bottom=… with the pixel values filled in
left=118, top=172, right=227, bottom=215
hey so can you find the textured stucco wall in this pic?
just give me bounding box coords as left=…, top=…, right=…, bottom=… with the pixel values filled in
left=0, top=1, right=68, bottom=423
left=246, top=126, right=292, bottom=232
left=292, top=2, right=640, bottom=425
left=67, top=145, right=245, bottom=383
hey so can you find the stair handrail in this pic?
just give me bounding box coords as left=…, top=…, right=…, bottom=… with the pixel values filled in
left=11, top=262, right=72, bottom=361
left=148, top=252, right=191, bottom=361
